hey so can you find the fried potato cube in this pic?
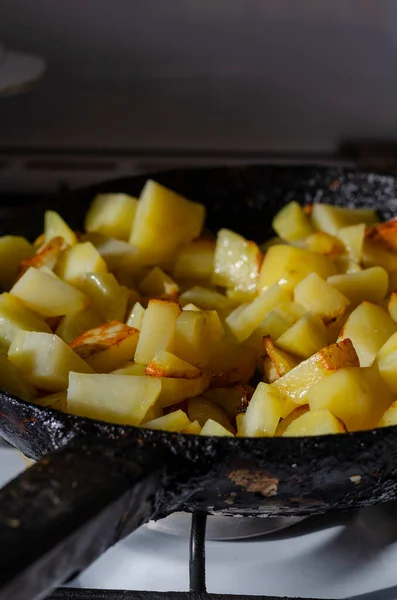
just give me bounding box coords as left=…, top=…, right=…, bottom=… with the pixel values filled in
left=245, top=310, right=292, bottom=354
left=126, top=301, right=146, bottom=330
left=44, top=210, right=77, bottom=246
left=377, top=351, right=397, bottom=394
left=272, top=339, right=359, bottom=405
left=156, top=375, right=210, bottom=407
left=70, top=321, right=139, bottom=373
left=82, top=233, right=145, bottom=272
left=212, top=229, right=262, bottom=294
left=143, top=409, right=191, bottom=432
left=276, top=313, right=329, bottom=359
left=377, top=330, right=397, bottom=359
left=174, top=309, right=224, bottom=368
left=272, top=201, right=314, bottom=242
left=209, top=340, right=257, bottom=385
left=263, top=356, right=280, bottom=383
left=173, top=239, right=215, bottom=280
left=55, top=307, right=103, bottom=345
left=366, top=217, right=397, bottom=252
left=19, top=236, right=66, bottom=278
left=67, top=372, right=161, bottom=425
left=85, top=193, right=138, bottom=240
left=9, top=331, right=93, bottom=392
left=338, top=301, right=397, bottom=366
left=182, top=303, right=201, bottom=312
left=336, top=223, right=365, bottom=262
left=274, top=406, right=309, bottom=436
left=328, top=267, right=388, bottom=306
left=226, top=288, right=257, bottom=304
left=179, top=286, right=233, bottom=311
left=283, top=409, right=345, bottom=436
left=35, top=390, right=67, bottom=412
left=388, top=292, right=397, bottom=323
left=308, top=366, right=393, bottom=431
left=112, top=362, right=146, bottom=376
left=294, top=273, right=349, bottom=321
left=236, top=413, right=245, bottom=436
left=226, top=283, right=290, bottom=343
left=10, top=267, right=89, bottom=317
left=0, top=353, right=37, bottom=400
left=274, top=302, right=307, bottom=323
left=56, top=242, right=107, bottom=288
left=187, top=397, right=234, bottom=433
left=135, top=299, right=181, bottom=364
left=0, top=236, right=34, bottom=290
left=239, top=382, right=284, bottom=437
left=130, top=180, right=205, bottom=263
left=264, top=336, right=300, bottom=377
left=0, top=292, right=51, bottom=349
left=202, top=385, right=249, bottom=419
left=362, top=238, right=397, bottom=273
left=258, top=245, right=337, bottom=293
left=200, top=419, right=234, bottom=437
left=311, top=203, right=377, bottom=235
left=139, top=267, right=179, bottom=300
left=81, top=272, right=129, bottom=322
left=378, top=401, right=397, bottom=427
left=182, top=419, right=202, bottom=434
left=145, top=350, right=201, bottom=379
left=303, top=232, right=344, bottom=256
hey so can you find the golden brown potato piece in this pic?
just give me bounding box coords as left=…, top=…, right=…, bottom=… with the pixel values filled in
left=19, top=236, right=66, bottom=278
left=145, top=350, right=201, bottom=379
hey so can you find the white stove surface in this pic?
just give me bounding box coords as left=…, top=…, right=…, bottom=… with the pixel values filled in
left=2, top=443, right=397, bottom=599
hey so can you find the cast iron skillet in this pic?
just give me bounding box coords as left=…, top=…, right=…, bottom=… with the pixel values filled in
left=1, top=165, right=397, bottom=600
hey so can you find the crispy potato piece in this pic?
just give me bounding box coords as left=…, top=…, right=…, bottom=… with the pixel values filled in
left=56, top=242, right=107, bottom=288
left=272, top=201, right=313, bottom=242
left=135, top=299, right=181, bottom=364
left=81, top=272, right=129, bottom=322
left=68, top=372, right=161, bottom=425
left=140, top=267, right=179, bottom=300
left=274, top=406, right=310, bottom=436
left=179, top=286, right=233, bottom=311
left=187, top=396, right=234, bottom=433
left=328, top=267, right=389, bottom=306
left=0, top=353, right=37, bottom=400
left=143, top=409, right=191, bottom=432
left=263, top=356, right=280, bottom=383
left=272, top=339, right=359, bottom=405
left=174, top=309, right=224, bottom=368
left=55, top=307, right=103, bottom=345
left=0, top=236, right=34, bottom=290
left=303, top=232, right=344, bottom=256
left=311, top=204, right=377, bottom=235
left=283, top=409, right=345, bottom=436
left=308, top=366, right=393, bottom=431
left=156, top=375, right=210, bottom=407
left=85, top=193, right=138, bottom=240
left=212, top=229, right=262, bottom=294
left=71, top=321, right=139, bottom=373
left=258, top=245, right=337, bottom=293
left=264, top=336, right=300, bottom=377
left=276, top=313, right=329, bottom=359
left=338, top=301, right=397, bottom=366
left=126, top=301, right=146, bottom=330
left=145, top=350, right=201, bottom=379
left=9, top=331, right=93, bottom=392
left=130, top=180, right=205, bottom=263
left=200, top=419, right=234, bottom=437
left=365, top=217, right=397, bottom=252
left=294, top=273, right=349, bottom=321
left=203, top=385, right=249, bottom=419
left=19, top=236, right=66, bottom=278
left=239, top=382, right=284, bottom=437
left=44, top=210, right=77, bottom=246
left=173, top=239, right=215, bottom=280
left=378, top=401, right=397, bottom=427
left=0, top=292, right=51, bottom=349
left=10, top=267, right=89, bottom=317
left=336, top=223, right=365, bottom=262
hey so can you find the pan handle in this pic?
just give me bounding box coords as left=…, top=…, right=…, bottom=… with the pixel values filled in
left=0, top=436, right=166, bottom=600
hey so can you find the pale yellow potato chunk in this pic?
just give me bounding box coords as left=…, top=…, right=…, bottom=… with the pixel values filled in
left=274, top=406, right=309, bottom=436
left=272, top=339, right=359, bottom=405
left=377, top=330, right=397, bottom=359
left=226, top=283, right=290, bottom=343
left=388, top=292, right=397, bottom=323
left=68, top=372, right=161, bottom=426
left=182, top=303, right=201, bottom=312
left=179, top=286, right=233, bottom=311
left=143, top=409, right=191, bottom=432
left=311, top=204, right=377, bottom=235
left=156, top=374, right=210, bottom=407
left=55, top=307, right=103, bottom=345
left=35, top=390, right=67, bottom=411
left=130, top=179, right=205, bottom=263
left=56, top=242, right=107, bottom=288
left=239, top=382, right=284, bottom=437
left=258, top=245, right=337, bottom=293
left=294, top=273, right=349, bottom=321
left=272, top=201, right=313, bottom=242
left=82, top=233, right=144, bottom=272
left=200, top=419, right=234, bottom=437
left=19, top=236, right=66, bottom=278
left=308, top=366, right=392, bottom=431
left=140, top=267, right=179, bottom=300
left=145, top=350, right=201, bottom=379
left=85, top=193, right=138, bottom=240
left=283, top=409, right=345, bottom=436
left=135, top=299, right=181, bottom=364
left=245, top=310, right=292, bottom=354
left=10, top=267, right=89, bottom=317
left=0, top=292, right=51, bottom=349
left=338, top=302, right=397, bottom=367
left=174, top=309, right=224, bottom=368
left=327, top=267, right=388, bottom=306
left=378, top=401, right=397, bottom=427
left=0, top=353, right=37, bottom=400
left=187, top=396, right=234, bottom=433
left=126, top=302, right=145, bottom=330
left=202, top=385, right=249, bottom=419
left=173, top=239, right=215, bottom=280
left=264, top=336, right=299, bottom=377
left=274, top=302, right=307, bottom=323
left=336, top=223, right=365, bottom=262
left=9, top=331, right=93, bottom=392
left=362, top=238, right=397, bottom=273
left=0, top=236, right=34, bottom=290
left=44, top=210, right=77, bottom=245
left=303, top=232, right=344, bottom=257
left=71, top=321, right=139, bottom=373
left=81, top=272, right=129, bottom=322
left=182, top=419, right=202, bottom=434
left=212, top=229, right=262, bottom=294
left=112, top=362, right=146, bottom=376
left=276, top=313, right=328, bottom=360
left=377, top=352, right=397, bottom=394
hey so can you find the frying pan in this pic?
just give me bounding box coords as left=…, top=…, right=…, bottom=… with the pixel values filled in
left=0, top=165, right=397, bottom=600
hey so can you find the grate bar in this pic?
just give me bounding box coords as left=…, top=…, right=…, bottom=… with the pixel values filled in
left=189, top=514, right=207, bottom=593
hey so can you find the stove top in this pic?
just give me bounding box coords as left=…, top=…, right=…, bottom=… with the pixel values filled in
left=2, top=442, right=397, bottom=600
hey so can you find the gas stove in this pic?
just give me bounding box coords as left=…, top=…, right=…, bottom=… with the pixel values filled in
left=2, top=441, right=397, bottom=600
